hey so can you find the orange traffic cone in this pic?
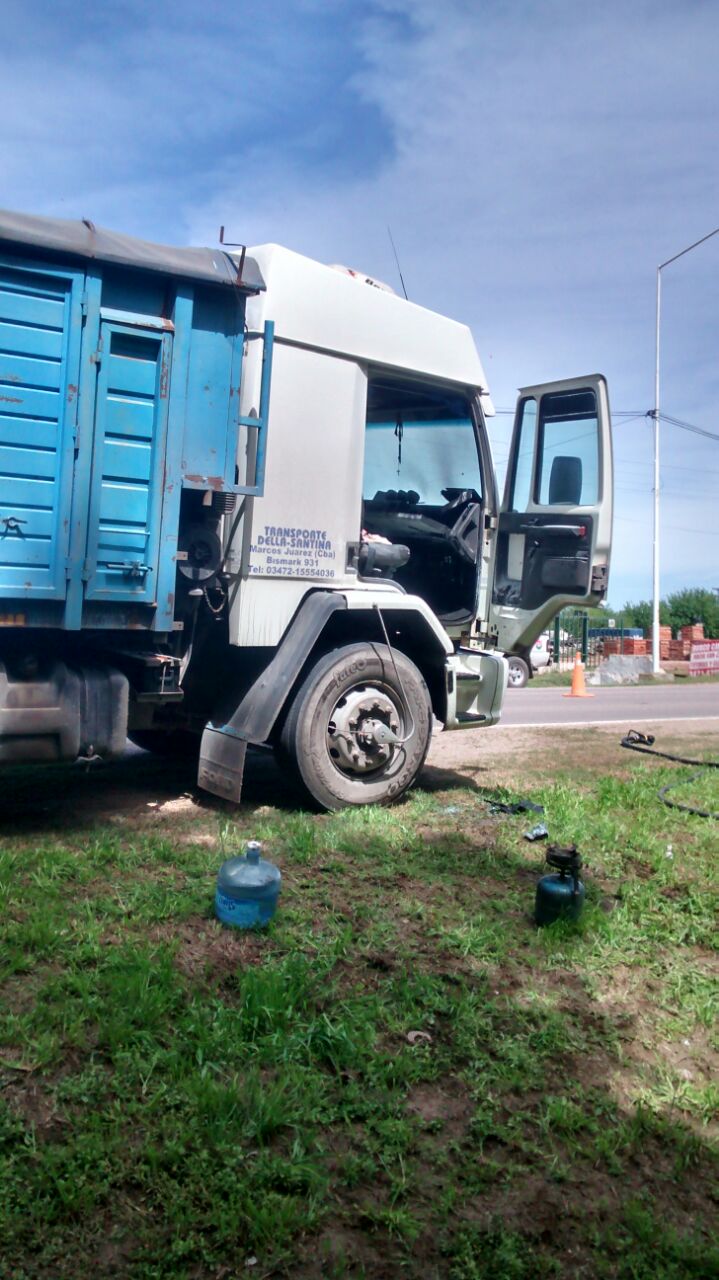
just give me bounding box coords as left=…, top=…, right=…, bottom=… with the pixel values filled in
left=563, top=651, right=594, bottom=698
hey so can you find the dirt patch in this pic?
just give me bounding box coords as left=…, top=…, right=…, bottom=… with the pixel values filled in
left=425, top=725, right=553, bottom=781
left=145, top=793, right=199, bottom=817
left=149, top=913, right=272, bottom=982
left=0, top=748, right=300, bottom=839
left=595, top=960, right=719, bottom=1136
left=413, top=814, right=499, bottom=846
left=406, top=1081, right=473, bottom=1139
left=425, top=721, right=719, bottom=787
left=1, top=1072, right=64, bottom=1137
left=292, top=1224, right=400, bottom=1279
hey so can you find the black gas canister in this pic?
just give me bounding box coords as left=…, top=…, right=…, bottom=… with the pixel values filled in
left=535, top=845, right=585, bottom=926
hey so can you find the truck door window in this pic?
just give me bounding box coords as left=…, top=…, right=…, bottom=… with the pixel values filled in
left=536, top=389, right=599, bottom=505
left=362, top=377, right=483, bottom=624
left=509, top=398, right=537, bottom=510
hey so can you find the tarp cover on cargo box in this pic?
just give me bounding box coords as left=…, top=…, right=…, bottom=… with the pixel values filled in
left=0, top=209, right=264, bottom=293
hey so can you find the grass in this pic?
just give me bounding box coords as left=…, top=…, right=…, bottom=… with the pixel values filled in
left=0, top=733, right=717, bottom=1278
left=528, top=669, right=719, bottom=688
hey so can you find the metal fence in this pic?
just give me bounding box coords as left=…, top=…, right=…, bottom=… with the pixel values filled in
left=547, top=611, right=647, bottom=672
left=551, top=610, right=607, bottom=671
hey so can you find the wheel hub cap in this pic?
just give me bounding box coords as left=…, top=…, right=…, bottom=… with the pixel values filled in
left=327, top=686, right=401, bottom=775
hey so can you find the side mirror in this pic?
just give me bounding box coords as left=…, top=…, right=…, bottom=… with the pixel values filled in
left=548, top=455, right=583, bottom=504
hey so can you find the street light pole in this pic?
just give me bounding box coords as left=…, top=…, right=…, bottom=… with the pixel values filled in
left=653, top=267, right=662, bottom=674
left=652, top=224, right=719, bottom=674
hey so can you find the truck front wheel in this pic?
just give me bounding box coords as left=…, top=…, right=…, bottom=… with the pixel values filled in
left=277, top=642, right=432, bottom=811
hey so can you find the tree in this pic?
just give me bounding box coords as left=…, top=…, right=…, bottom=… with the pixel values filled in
left=586, top=604, right=614, bottom=624
left=620, top=590, right=719, bottom=638
left=665, top=588, right=719, bottom=639
left=620, top=599, right=670, bottom=631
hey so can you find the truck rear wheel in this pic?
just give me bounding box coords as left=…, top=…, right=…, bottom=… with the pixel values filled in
left=277, top=642, right=432, bottom=811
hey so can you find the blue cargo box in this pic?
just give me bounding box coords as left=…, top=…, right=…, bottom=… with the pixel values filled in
left=0, top=211, right=270, bottom=633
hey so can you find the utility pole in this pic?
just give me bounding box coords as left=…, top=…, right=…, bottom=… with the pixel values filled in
left=652, top=225, right=719, bottom=674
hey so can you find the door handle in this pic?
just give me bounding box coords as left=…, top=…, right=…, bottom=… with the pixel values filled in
left=519, top=523, right=587, bottom=538
left=105, top=561, right=151, bottom=579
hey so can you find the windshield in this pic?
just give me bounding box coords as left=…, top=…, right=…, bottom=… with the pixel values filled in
left=363, top=379, right=482, bottom=506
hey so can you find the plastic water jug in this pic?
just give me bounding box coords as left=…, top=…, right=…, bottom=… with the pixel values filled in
left=215, top=841, right=281, bottom=928
left=535, top=845, right=585, bottom=926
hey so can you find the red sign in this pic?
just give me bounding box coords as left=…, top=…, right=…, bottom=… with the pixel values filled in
left=690, top=641, right=719, bottom=676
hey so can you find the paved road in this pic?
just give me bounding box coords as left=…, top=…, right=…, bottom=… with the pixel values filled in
left=500, top=681, right=719, bottom=728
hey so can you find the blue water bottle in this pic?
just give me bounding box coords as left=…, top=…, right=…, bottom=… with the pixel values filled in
left=215, top=841, right=281, bottom=928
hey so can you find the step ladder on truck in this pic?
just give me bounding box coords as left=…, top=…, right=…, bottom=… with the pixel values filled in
left=0, top=210, right=613, bottom=809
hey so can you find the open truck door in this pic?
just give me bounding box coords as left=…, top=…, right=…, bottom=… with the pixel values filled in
left=488, top=375, right=613, bottom=655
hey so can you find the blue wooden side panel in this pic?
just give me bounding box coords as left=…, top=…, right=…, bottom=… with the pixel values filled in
left=84, top=323, right=171, bottom=602
left=0, top=249, right=260, bottom=629
left=182, top=287, right=239, bottom=488
left=0, top=259, right=82, bottom=599
left=154, top=285, right=193, bottom=631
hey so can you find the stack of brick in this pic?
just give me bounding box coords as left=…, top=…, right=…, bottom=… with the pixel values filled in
left=680, top=624, right=705, bottom=658
left=657, top=625, right=707, bottom=661
left=647, top=625, right=672, bottom=660
left=625, top=638, right=647, bottom=656
left=602, top=637, right=647, bottom=656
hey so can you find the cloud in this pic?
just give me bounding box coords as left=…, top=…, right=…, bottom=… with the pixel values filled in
left=2, top=0, right=718, bottom=604
left=0, top=0, right=392, bottom=233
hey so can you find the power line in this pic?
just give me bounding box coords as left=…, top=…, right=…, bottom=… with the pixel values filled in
left=656, top=411, right=719, bottom=443
left=612, top=413, right=649, bottom=427
left=493, top=408, right=647, bottom=416
left=493, top=406, right=719, bottom=440
left=615, top=515, right=719, bottom=537
left=619, top=460, right=719, bottom=477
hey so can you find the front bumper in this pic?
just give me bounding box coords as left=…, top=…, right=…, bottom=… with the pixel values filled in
left=444, top=647, right=508, bottom=730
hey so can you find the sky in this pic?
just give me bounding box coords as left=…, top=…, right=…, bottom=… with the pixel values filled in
left=2, top=0, right=718, bottom=609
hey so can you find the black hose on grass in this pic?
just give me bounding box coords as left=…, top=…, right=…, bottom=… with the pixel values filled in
left=620, top=730, right=719, bottom=820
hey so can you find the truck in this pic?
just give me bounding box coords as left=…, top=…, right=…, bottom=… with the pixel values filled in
left=0, top=210, right=613, bottom=809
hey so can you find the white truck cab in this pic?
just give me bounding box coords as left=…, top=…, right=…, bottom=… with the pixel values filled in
left=197, top=245, right=613, bottom=808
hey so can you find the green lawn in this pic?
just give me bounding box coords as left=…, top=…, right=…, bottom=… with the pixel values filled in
left=529, top=669, right=719, bottom=688
left=0, top=738, right=717, bottom=1278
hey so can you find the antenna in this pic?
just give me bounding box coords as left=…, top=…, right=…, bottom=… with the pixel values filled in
left=387, top=225, right=408, bottom=300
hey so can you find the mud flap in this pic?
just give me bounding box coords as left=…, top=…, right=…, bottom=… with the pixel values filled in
left=198, top=726, right=248, bottom=803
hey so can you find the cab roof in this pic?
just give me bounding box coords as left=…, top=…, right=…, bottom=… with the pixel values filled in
left=243, top=244, right=494, bottom=414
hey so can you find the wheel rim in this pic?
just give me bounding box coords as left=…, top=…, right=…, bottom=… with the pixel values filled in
left=507, top=661, right=525, bottom=687
left=326, top=683, right=403, bottom=777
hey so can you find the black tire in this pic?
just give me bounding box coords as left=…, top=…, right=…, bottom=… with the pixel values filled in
left=129, top=730, right=201, bottom=760
left=506, top=656, right=529, bottom=689
left=277, top=642, right=432, bottom=811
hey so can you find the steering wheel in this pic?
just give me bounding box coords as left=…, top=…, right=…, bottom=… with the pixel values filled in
left=441, top=487, right=481, bottom=508
left=364, top=489, right=482, bottom=563
left=365, top=510, right=449, bottom=541
left=441, top=489, right=482, bottom=563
